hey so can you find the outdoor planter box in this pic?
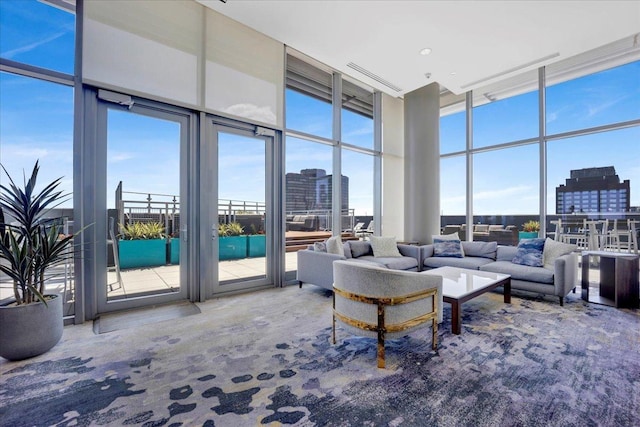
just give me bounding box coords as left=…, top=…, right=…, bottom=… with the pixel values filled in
left=219, top=236, right=247, bottom=260
left=247, top=235, right=266, bottom=257
left=170, top=238, right=180, bottom=264
left=518, top=231, right=539, bottom=241
left=118, top=239, right=167, bottom=269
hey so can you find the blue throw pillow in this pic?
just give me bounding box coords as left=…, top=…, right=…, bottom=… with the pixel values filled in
left=512, top=238, right=545, bottom=267
left=433, top=238, right=464, bottom=258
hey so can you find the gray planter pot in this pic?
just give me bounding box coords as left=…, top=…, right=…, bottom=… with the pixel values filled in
left=0, top=294, right=63, bottom=361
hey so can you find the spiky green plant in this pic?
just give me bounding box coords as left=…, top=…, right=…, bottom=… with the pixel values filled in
left=0, top=162, right=77, bottom=305
left=226, top=222, right=244, bottom=236
left=522, top=220, right=540, bottom=232
left=119, top=221, right=165, bottom=240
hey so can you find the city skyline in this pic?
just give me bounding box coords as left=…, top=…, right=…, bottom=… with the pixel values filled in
left=1, top=0, right=639, bottom=219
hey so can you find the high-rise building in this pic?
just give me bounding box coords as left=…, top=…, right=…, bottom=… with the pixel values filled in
left=285, top=169, right=349, bottom=213
left=556, top=166, right=630, bottom=214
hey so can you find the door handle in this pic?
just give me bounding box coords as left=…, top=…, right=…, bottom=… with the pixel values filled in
left=212, top=224, right=218, bottom=240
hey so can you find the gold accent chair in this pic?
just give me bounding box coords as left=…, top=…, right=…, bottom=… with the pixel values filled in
left=332, top=260, right=443, bottom=368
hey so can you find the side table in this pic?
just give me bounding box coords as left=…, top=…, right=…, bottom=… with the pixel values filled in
left=581, top=251, right=639, bottom=308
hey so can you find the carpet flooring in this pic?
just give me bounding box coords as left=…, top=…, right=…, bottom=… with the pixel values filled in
left=1, top=285, right=638, bottom=427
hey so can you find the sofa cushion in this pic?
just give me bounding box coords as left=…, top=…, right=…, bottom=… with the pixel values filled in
left=424, top=256, right=494, bottom=270
left=313, top=241, right=327, bottom=252
left=369, top=236, right=402, bottom=257
left=349, top=240, right=373, bottom=258
left=356, top=255, right=418, bottom=271
left=432, top=232, right=465, bottom=257
left=474, top=224, right=490, bottom=233
left=433, top=238, right=464, bottom=258
left=461, top=241, right=497, bottom=260
left=480, top=261, right=554, bottom=284
left=326, top=236, right=344, bottom=256
left=512, top=238, right=545, bottom=267
left=542, top=238, right=576, bottom=270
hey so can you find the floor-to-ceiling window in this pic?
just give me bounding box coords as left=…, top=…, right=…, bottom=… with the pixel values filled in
left=284, top=52, right=380, bottom=281
left=440, top=52, right=640, bottom=246
left=0, top=0, right=76, bottom=318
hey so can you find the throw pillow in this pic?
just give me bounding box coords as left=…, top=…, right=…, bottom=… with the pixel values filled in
left=433, top=238, right=464, bottom=258
left=542, top=238, right=576, bottom=270
left=349, top=240, right=373, bottom=258
left=512, top=238, right=545, bottom=267
left=369, top=236, right=401, bottom=257
left=313, top=241, right=327, bottom=252
left=326, top=236, right=344, bottom=256
left=432, top=232, right=465, bottom=257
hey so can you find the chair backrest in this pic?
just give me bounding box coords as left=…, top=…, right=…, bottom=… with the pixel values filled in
left=332, top=260, right=443, bottom=333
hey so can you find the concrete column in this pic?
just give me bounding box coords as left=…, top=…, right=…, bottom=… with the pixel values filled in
left=404, top=83, right=440, bottom=244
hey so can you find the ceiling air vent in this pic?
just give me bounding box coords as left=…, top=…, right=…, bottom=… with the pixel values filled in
left=347, top=62, right=402, bottom=92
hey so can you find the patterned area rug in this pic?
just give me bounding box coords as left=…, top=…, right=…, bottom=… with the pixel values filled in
left=1, top=285, right=639, bottom=427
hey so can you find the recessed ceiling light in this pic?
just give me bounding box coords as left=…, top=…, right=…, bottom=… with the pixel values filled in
left=419, top=48, right=432, bottom=56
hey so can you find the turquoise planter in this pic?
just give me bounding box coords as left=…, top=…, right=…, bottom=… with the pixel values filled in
left=518, top=231, right=539, bottom=241
left=219, top=236, right=247, bottom=260
left=170, top=238, right=180, bottom=264
left=247, top=235, right=266, bottom=257
left=118, top=239, right=167, bottom=269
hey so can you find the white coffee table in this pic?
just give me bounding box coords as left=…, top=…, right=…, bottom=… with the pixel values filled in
left=422, top=266, right=511, bottom=334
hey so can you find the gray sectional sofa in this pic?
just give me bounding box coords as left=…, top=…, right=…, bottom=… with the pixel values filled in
left=421, top=240, right=578, bottom=305
left=297, top=240, right=421, bottom=290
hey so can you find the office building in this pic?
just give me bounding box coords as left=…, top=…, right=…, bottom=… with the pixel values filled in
left=556, top=166, right=631, bottom=214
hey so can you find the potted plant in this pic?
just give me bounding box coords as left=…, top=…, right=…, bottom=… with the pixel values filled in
left=519, top=220, right=540, bottom=240
left=0, top=162, right=75, bottom=360
left=218, top=222, right=247, bottom=260
left=117, top=221, right=167, bottom=269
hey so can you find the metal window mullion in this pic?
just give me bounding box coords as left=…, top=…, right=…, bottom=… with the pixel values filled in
left=373, top=91, right=382, bottom=236
left=538, top=67, right=547, bottom=236
left=332, top=72, right=342, bottom=236
left=465, top=91, right=473, bottom=240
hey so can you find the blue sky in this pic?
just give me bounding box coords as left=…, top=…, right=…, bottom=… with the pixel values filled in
left=1, top=0, right=639, bottom=218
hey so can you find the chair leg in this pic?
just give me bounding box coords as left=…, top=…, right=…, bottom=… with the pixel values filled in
left=298, top=281, right=302, bottom=288
left=377, top=331, right=385, bottom=369
left=432, top=319, right=438, bottom=350
left=572, top=287, right=576, bottom=294
left=559, top=296, right=564, bottom=306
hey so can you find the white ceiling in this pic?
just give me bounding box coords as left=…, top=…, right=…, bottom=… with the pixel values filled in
left=198, top=0, right=640, bottom=97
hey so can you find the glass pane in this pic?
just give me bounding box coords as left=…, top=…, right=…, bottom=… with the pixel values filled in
left=440, top=111, right=466, bottom=154
left=0, top=0, right=75, bottom=74
left=547, top=61, right=640, bottom=135
left=0, top=72, right=74, bottom=315
left=342, top=108, right=373, bottom=149
left=341, top=79, right=373, bottom=149
left=285, top=137, right=333, bottom=279
left=473, top=144, right=540, bottom=245
left=473, top=89, right=538, bottom=148
left=342, top=148, right=374, bottom=235
left=217, top=132, right=267, bottom=284
left=546, top=126, right=639, bottom=226
left=285, top=89, right=332, bottom=139
left=106, top=110, right=181, bottom=301
left=440, top=155, right=466, bottom=227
